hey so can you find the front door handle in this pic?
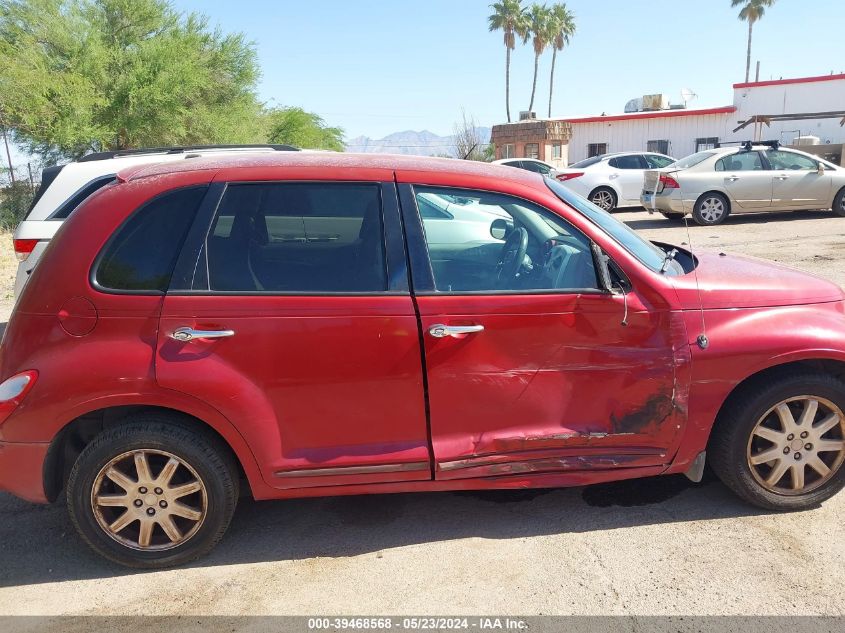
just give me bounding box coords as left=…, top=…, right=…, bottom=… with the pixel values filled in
left=170, top=327, right=235, bottom=342
left=776, top=174, right=790, bottom=180
left=728, top=175, right=740, bottom=182
left=428, top=324, right=485, bottom=338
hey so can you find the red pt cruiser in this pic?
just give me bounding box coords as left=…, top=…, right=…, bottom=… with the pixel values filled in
left=0, top=154, right=843, bottom=567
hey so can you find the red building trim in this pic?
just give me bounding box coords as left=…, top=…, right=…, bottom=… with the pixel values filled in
left=562, top=106, right=736, bottom=125
left=733, top=73, right=845, bottom=89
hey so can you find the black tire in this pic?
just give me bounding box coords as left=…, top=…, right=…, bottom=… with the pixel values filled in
left=660, top=212, right=685, bottom=222
left=67, top=413, right=239, bottom=568
left=708, top=372, right=845, bottom=511
left=833, top=187, right=845, bottom=217
left=692, top=192, right=730, bottom=226
left=589, top=187, right=618, bottom=212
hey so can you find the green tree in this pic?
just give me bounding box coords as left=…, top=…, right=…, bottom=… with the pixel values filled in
left=0, top=0, right=263, bottom=160
left=732, top=0, right=776, bottom=83
left=488, top=0, right=529, bottom=123
left=265, top=107, right=344, bottom=152
left=526, top=3, right=552, bottom=114
left=546, top=3, right=575, bottom=117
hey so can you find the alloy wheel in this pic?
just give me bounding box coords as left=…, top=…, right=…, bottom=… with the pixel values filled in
left=747, top=396, right=845, bottom=495
left=91, top=449, right=208, bottom=551
left=591, top=190, right=614, bottom=211
left=698, top=196, right=726, bottom=223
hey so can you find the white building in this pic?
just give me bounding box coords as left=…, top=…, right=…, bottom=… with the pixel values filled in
left=492, top=73, right=845, bottom=166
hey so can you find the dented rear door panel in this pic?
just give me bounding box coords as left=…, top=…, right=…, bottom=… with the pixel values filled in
left=415, top=292, right=690, bottom=480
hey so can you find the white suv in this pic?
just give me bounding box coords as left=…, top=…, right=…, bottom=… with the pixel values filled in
left=556, top=152, right=675, bottom=211
left=12, top=145, right=299, bottom=298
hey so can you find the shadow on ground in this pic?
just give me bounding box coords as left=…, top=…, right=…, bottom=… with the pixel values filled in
left=624, top=209, right=834, bottom=231
left=0, top=470, right=768, bottom=588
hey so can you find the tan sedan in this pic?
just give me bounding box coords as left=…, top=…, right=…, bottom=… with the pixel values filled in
left=641, top=143, right=845, bottom=225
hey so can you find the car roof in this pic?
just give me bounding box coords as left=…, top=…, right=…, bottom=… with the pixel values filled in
left=121, top=152, right=543, bottom=187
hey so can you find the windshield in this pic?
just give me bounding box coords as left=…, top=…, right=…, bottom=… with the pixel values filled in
left=669, top=151, right=715, bottom=169
left=569, top=155, right=603, bottom=169
left=545, top=177, right=667, bottom=272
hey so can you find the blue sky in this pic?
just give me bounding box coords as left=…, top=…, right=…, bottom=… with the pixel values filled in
left=167, top=0, right=844, bottom=141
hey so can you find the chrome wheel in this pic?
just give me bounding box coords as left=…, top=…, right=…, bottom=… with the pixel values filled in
left=747, top=396, right=845, bottom=495
left=91, top=449, right=208, bottom=551
left=698, top=196, right=726, bottom=223
left=591, top=189, right=615, bottom=211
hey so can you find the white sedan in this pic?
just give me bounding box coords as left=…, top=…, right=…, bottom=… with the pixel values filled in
left=554, top=152, right=675, bottom=211
left=641, top=143, right=845, bottom=225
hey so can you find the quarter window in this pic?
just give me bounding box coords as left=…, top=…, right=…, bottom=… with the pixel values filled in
left=204, top=183, right=386, bottom=293
left=415, top=186, right=597, bottom=294
left=715, top=152, right=764, bottom=171
left=50, top=175, right=116, bottom=220
left=95, top=186, right=207, bottom=292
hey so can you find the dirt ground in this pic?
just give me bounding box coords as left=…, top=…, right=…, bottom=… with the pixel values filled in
left=0, top=210, right=844, bottom=617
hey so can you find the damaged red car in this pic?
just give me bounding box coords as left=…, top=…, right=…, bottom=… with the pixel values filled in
left=1, top=152, right=844, bottom=568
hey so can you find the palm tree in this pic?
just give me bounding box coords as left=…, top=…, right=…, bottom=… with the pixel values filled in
left=526, top=4, right=551, bottom=114
left=546, top=3, right=575, bottom=117
left=488, top=0, right=529, bottom=123
left=732, top=0, right=776, bottom=83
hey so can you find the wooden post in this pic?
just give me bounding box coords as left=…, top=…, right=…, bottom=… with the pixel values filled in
left=1, top=125, right=15, bottom=185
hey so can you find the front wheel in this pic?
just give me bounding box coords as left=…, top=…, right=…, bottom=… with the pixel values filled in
left=692, top=192, right=729, bottom=225
left=709, top=373, right=845, bottom=511
left=67, top=414, right=239, bottom=568
left=833, top=187, right=845, bottom=217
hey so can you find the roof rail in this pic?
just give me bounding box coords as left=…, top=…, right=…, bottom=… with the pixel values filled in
left=714, top=140, right=780, bottom=151
left=78, top=144, right=301, bottom=163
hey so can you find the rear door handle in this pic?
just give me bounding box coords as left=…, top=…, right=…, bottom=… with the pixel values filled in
left=728, top=175, right=740, bottom=182
left=776, top=175, right=790, bottom=180
left=428, top=324, right=484, bottom=338
left=170, top=327, right=235, bottom=342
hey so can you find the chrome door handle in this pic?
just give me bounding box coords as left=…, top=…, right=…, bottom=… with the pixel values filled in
left=428, top=324, right=484, bottom=338
left=728, top=175, right=740, bottom=181
left=776, top=175, right=790, bottom=180
left=170, top=327, right=235, bottom=342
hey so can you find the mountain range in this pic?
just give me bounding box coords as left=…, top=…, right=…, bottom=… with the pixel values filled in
left=345, top=128, right=492, bottom=157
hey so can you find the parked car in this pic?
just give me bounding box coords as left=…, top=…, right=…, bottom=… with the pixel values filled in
left=493, top=157, right=562, bottom=178
left=641, top=142, right=845, bottom=225
left=12, top=145, right=300, bottom=298
left=555, top=152, right=676, bottom=211
left=2, top=153, right=845, bottom=568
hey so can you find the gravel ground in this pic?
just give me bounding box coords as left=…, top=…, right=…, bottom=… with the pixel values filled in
left=0, top=211, right=843, bottom=617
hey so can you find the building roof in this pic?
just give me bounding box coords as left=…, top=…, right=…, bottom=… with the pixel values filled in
left=560, top=106, right=737, bottom=125
left=733, top=72, right=845, bottom=90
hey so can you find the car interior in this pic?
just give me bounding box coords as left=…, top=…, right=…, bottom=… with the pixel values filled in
left=415, top=187, right=598, bottom=293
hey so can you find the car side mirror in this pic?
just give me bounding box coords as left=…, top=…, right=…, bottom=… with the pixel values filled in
left=817, top=163, right=825, bottom=175
left=490, top=218, right=513, bottom=240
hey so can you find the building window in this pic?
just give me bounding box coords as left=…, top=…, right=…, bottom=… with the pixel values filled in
left=551, top=143, right=562, bottom=159
left=647, top=140, right=670, bottom=155
left=502, top=144, right=515, bottom=159
left=696, top=137, right=719, bottom=151
left=587, top=143, right=607, bottom=158
left=524, top=143, right=540, bottom=159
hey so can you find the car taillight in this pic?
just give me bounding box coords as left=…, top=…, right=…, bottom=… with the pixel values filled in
left=658, top=174, right=680, bottom=192
left=0, top=370, right=38, bottom=425
left=557, top=172, right=584, bottom=181
left=13, top=239, right=38, bottom=262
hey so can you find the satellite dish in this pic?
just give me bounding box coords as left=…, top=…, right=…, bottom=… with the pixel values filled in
left=680, top=88, right=698, bottom=108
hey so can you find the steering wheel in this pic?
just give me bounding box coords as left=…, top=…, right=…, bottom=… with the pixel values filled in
left=496, top=227, right=529, bottom=286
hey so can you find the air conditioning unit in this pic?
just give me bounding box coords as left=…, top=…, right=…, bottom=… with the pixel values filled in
left=642, top=94, right=670, bottom=111
left=624, top=98, right=643, bottom=113
left=519, top=111, right=537, bottom=121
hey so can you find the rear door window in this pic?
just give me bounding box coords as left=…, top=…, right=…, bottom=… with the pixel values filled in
left=204, top=182, right=386, bottom=293
left=609, top=155, right=647, bottom=170
left=714, top=152, right=765, bottom=172
left=94, top=186, right=207, bottom=292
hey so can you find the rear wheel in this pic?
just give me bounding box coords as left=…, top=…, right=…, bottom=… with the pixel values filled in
left=709, top=373, right=845, bottom=510
left=833, top=187, right=845, bottom=217
left=692, top=192, right=729, bottom=225
left=589, top=187, right=617, bottom=212
left=67, top=414, right=239, bottom=568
